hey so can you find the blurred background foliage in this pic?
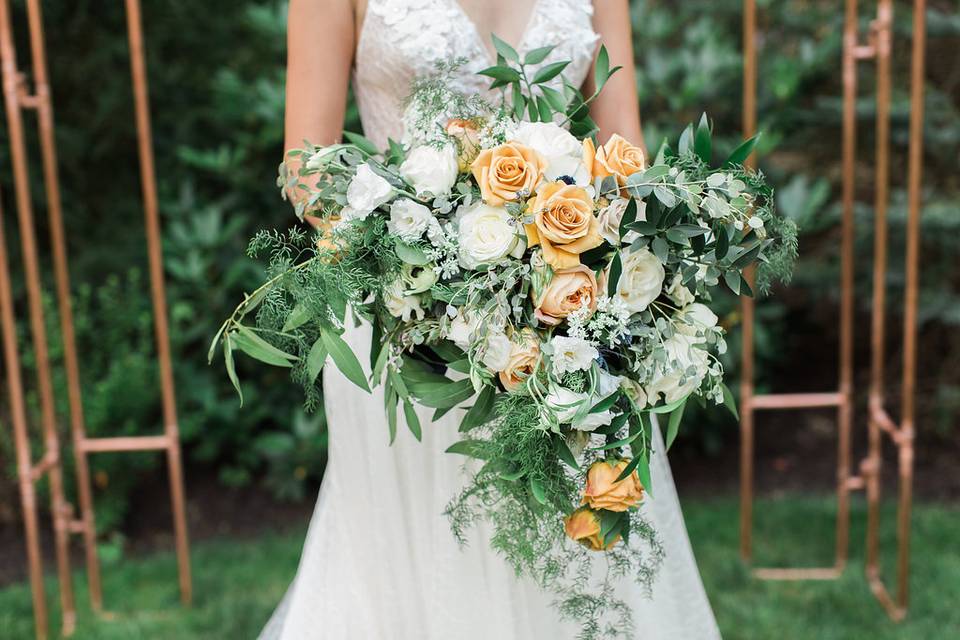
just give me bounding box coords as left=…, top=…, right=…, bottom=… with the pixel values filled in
left=0, top=0, right=956, bottom=536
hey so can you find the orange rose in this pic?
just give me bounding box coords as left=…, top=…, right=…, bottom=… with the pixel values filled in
left=564, top=507, right=620, bottom=551
left=582, top=459, right=644, bottom=512
left=446, top=118, right=482, bottom=172
left=498, top=329, right=541, bottom=391
left=524, top=182, right=603, bottom=270
left=471, top=142, right=547, bottom=206
left=592, top=134, right=646, bottom=186
left=534, top=265, right=599, bottom=327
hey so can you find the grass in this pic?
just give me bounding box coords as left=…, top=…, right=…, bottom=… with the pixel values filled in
left=0, top=496, right=956, bottom=639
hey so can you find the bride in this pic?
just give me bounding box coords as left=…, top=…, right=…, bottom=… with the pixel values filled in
left=262, top=1, right=720, bottom=638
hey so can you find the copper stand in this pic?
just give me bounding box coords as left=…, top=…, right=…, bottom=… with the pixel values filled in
left=738, top=0, right=925, bottom=620
left=1, top=1, right=192, bottom=637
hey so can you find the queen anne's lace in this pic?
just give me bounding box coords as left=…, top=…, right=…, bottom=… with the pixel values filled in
left=357, top=0, right=600, bottom=148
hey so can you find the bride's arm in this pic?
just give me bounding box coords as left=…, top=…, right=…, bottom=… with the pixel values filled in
left=284, top=0, right=356, bottom=207
left=584, top=0, right=646, bottom=154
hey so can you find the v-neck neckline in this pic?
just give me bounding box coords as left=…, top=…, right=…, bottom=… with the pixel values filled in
left=448, top=0, right=543, bottom=66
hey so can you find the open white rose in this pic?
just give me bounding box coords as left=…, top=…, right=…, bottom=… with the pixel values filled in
left=341, top=163, right=393, bottom=222
left=597, top=198, right=645, bottom=246
left=549, top=335, right=598, bottom=377
left=511, top=121, right=589, bottom=184
left=646, top=333, right=709, bottom=405
left=388, top=199, right=433, bottom=242
left=400, top=144, right=459, bottom=196
left=614, top=247, right=665, bottom=313
left=482, top=332, right=513, bottom=371
left=383, top=281, right=424, bottom=322
left=457, top=202, right=523, bottom=270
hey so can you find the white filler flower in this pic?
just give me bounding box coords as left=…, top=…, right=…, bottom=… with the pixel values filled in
left=400, top=144, right=459, bottom=197
left=457, top=202, right=523, bottom=270
left=614, top=247, right=666, bottom=313
left=387, top=199, right=433, bottom=242
left=549, top=335, right=598, bottom=377
left=341, top=163, right=393, bottom=222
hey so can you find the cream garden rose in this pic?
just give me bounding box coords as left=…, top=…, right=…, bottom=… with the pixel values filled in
left=471, top=141, right=547, bottom=206
left=525, top=182, right=603, bottom=270
left=596, top=197, right=645, bottom=246
left=457, top=202, right=524, bottom=270
left=613, top=247, right=665, bottom=314
left=400, top=144, right=459, bottom=196
left=534, top=265, right=599, bottom=326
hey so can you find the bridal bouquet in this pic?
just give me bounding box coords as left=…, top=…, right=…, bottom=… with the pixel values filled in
left=214, top=40, right=796, bottom=636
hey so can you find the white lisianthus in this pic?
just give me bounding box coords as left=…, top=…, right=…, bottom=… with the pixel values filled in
left=383, top=281, right=424, bottom=322
left=387, top=199, right=433, bottom=242
left=511, top=121, right=589, bottom=184
left=614, top=247, right=665, bottom=313
left=549, top=336, right=598, bottom=377
left=573, top=410, right=616, bottom=432
left=544, top=386, right=589, bottom=424
left=400, top=144, right=459, bottom=196
left=481, top=332, right=513, bottom=371
left=399, top=263, right=438, bottom=294
left=456, top=202, right=523, bottom=270
left=646, top=333, right=709, bottom=405
left=446, top=308, right=480, bottom=350
left=341, top=163, right=393, bottom=222
left=595, top=368, right=623, bottom=398
left=596, top=198, right=645, bottom=246
left=665, top=273, right=696, bottom=308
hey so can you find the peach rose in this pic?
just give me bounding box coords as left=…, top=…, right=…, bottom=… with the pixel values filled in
left=524, top=182, right=603, bottom=270
left=498, top=329, right=541, bottom=391
left=471, top=142, right=547, bottom=206
left=593, top=134, right=646, bottom=186
left=446, top=118, right=482, bottom=172
left=564, top=507, right=619, bottom=551
left=582, top=459, right=644, bottom=512
left=534, top=265, right=599, bottom=327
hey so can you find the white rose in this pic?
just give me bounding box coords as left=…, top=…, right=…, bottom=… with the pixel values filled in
left=511, top=121, right=589, bottom=184
left=482, top=332, right=513, bottom=371
left=614, top=247, right=665, bottom=314
left=666, top=273, right=695, bottom=307
left=383, top=281, right=424, bottom=322
left=456, top=202, right=523, bottom=270
left=597, top=198, right=645, bottom=246
left=446, top=308, right=480, bottom=350
left=400, top=144, right=459, bottom=196
left=646, top=333, right=709, bottom=405
left=387, top=199, right=433, bottom=242
left=341, top=163, right=393, bottom=222
left=549, top=335, right=598, bottom=377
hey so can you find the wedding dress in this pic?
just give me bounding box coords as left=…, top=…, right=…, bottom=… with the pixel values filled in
left=261, top=1, right=721, bottom=638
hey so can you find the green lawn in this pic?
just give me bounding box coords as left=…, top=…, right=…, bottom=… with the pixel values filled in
left=1, top=496, right=956, bottom=639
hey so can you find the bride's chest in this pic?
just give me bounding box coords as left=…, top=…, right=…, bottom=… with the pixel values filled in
left=356, top=0, right=599, bottom=95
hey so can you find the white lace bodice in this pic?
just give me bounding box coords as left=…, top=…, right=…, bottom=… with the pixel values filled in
left=354, top=0, right=600, bottom=148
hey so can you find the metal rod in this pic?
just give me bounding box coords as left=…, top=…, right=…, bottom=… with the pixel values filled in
left=738, top=0, right=757, bottom=564
left=0, top=199, right=48, bottom=640
left=124, top=0, right=192, bottom=605
left=0, top=0, right=76, bottom=633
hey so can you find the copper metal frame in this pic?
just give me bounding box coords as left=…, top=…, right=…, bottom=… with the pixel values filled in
left=738, top=0, right=925, bottom=621
left=738, top=0, right=857, bottom=581
left=1, top=1, right=192, bottom=637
